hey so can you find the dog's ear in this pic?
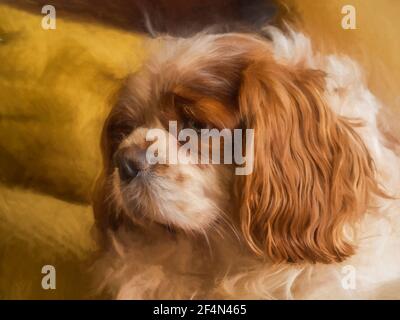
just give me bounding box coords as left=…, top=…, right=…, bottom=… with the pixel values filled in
left=236, top=55, right=383, bottom=263
left=92, top=102, right=133, bottom=243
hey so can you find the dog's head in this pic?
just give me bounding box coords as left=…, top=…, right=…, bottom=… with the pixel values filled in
left=94, top=32, right=382, bottom=264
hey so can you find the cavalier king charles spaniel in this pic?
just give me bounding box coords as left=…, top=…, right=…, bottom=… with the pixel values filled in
left=93, top=26, right=400, bottom=299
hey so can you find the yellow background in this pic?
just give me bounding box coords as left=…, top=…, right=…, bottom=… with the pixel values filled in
left=286, top=0, right=400, bottom=135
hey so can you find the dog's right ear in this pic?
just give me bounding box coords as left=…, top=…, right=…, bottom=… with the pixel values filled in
left=92, top=103, right=134, bottom=242
left=92, top=173, right=115, bottom=235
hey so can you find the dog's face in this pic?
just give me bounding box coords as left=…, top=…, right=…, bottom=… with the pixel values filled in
left=95, top=33, right=382, bottom=264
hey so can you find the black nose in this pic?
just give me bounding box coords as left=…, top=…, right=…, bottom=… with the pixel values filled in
left=114, top=148, right=148, bottom=182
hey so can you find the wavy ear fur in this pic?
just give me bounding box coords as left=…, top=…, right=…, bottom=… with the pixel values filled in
left=237, top=53, right=382, bottom=264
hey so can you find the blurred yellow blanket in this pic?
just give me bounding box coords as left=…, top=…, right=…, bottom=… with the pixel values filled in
left=0, top=4, right=145, bottom=299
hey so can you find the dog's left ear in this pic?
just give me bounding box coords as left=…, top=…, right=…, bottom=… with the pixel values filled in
left=236, top=53, right=383, bottom=264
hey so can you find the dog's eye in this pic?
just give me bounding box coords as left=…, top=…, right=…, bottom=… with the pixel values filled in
left=108, top=122, right=133, bottom=141
left=105, top=120, right=134, bottom=157
left=185, top=118, right=205, bottom=134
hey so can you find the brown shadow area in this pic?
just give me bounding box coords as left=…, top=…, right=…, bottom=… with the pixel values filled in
left=3, top=0, right=279, bottom=36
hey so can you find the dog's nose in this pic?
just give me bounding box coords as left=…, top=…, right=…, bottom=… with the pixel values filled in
left=114, top=148, right=149, bottom=182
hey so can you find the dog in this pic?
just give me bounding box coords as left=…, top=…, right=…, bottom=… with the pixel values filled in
left=92, top=26, right=400, bottom=299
